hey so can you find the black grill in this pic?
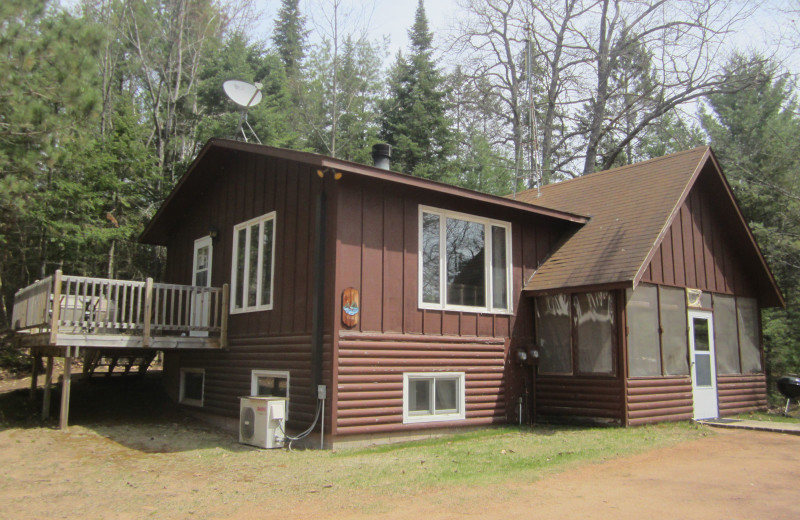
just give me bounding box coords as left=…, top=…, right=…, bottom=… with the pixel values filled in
left=777, top=375, right=800, bottom=415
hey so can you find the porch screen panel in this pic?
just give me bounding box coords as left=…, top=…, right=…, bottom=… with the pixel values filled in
left=713, top=294, right=740, bottom=374
left=659, top=287, right=689, bottom=375
left=737, top=297, right=762, bottom=373
left=626, top=285, right=661, bottom=377
left=575, top=291, right=615, bottom=374
left=535, top=294, right=572, bottom=374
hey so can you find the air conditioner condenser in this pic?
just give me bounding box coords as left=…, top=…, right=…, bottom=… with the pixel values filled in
left=239, top=396, right=288, bottom=449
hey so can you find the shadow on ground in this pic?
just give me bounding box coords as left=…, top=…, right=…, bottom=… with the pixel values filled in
left=0, top=372, right=253, bottom=454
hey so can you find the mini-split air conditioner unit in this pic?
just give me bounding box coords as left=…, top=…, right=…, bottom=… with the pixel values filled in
left=239, top=396, right=287, bottom=449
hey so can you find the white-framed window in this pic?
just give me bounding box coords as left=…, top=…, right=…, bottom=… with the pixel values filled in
left=403, top=372, right=466, bottom=424
left=231, top=211, right=276, bottom=313
left=418, top=206, right=512, bottom=313
left=179, top=368, right=204, bottom=407
left=251, top=370, right=290, bottom=418
left=251, top=370, right=289, bottom=397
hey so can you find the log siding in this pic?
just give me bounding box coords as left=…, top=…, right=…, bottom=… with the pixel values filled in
left=335, top=332, right=507, bottom=435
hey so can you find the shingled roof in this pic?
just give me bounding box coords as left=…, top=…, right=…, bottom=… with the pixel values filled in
left=513, top=147, right=783, bottom=307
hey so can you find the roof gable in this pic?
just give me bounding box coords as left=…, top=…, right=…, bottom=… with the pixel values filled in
left=140, top=139, right=587, bottom=245
left=515, top=147, right=783, bottom=307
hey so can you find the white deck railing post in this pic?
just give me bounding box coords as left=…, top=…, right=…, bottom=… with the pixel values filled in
left=143, top=278, right=153, bottom=347
left=49, top=270, right=62, bottom=344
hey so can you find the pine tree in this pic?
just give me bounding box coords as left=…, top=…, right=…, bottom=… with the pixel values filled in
left=379, top=0, right=454, bottom=180
left=272, top=0, right=307, bottom=79
left=701, top=55, right=800, bottom=397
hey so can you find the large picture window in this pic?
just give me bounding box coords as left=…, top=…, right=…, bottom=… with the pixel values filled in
left=403, top=372, right=466, bottom=424
left=231, top=212, right=276, bottom=313
left=419, top=206, right=511, bottom=313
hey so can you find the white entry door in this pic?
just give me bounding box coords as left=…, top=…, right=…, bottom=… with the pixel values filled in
left=190, top=236, right=213, bottom=337
left=688, top=310, right=718, bottom=420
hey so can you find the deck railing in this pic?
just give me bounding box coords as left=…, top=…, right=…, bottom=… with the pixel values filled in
left=12, top=270, right=228, bottom=347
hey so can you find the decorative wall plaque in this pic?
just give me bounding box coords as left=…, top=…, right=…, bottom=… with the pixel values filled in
left=342, top=287, right=360, bottom=328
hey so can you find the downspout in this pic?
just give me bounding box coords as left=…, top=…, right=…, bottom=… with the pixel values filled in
left=310, top=172, right=328, bottom=396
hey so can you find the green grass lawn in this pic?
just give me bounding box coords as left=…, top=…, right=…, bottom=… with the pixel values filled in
left=734, top=409, right=800, bottom=424
left=319, top=422, right=709, bottom=492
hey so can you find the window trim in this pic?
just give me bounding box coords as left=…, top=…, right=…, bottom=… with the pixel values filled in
left=179, top=368, right=205, bottom=407
left=250, top=369, right=290, bottom=418
left=230, top=211, right=276, bottom=314
left=402, top=372, right=466, bottom=424
left=417, top=205, right=512, bottom=314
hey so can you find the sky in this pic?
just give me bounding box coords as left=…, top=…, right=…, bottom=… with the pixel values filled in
left=255, top=0, right=460, bottom=58
left=252, top=0, right=797, bottom=73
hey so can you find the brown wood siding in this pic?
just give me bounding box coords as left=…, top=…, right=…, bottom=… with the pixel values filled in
left=336, top=332, right=506, bottom=435
left=332, top=176, right=562, bottom=337
left=717, top=373, right=767, bottom=415
left=625, top=377, right=693, bottom=426
left=164, top=334, right=332, bottom=429
left=642, top=172, right=755, bottom=297
left=535, top=375, right=624, bottom=422
left=160, top=151, right=338, bottom=432
left=331, top=177, right=569, bottom=435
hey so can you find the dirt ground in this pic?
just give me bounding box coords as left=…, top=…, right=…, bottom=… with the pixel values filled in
left=1, top=374, right=798, bottom=520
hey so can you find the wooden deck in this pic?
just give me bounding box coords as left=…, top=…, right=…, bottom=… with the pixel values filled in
left=12, top=270, right=229, bottom=351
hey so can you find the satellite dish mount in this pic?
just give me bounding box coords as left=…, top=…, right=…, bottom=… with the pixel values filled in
left=222, top=80, right=263, bottom=144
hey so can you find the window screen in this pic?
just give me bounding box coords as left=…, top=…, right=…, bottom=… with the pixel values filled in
left=713, top=294, right=740, bottom=374
left=626, top=285, right=661, bottom=377
left=737, top=297, right=762, bottom=373
left=574, top=292, right=615, bottom=374
left=660, top=287, right=689, bottom=375
left=535, top=294, right=572, bottom=374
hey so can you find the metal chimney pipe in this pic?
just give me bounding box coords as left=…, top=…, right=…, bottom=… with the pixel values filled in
left=371, top=143, right=392, bottom=170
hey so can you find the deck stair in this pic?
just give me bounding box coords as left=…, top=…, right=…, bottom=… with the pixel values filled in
left=82, top=350, right=157, bottom=378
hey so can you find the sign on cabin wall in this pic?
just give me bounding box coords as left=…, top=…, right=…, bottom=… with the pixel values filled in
left=342, top=287, right=359, bottom=328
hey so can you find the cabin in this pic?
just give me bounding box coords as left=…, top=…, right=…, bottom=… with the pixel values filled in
left=13, top=139, right=782, bottom=445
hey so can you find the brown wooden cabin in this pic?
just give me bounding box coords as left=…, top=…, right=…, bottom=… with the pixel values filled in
left=138, top=140, right=781, bottom=443
left=13, top=139, right=782, bottom=442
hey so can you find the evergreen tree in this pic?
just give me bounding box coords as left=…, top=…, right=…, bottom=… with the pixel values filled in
left=379, top=0, right=454, bottom=180
left=272, top=0, right=307, bottom=78
left=701, top=55, right=800, bottom=396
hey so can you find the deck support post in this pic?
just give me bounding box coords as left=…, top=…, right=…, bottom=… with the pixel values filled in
left=59, top=349, right=72, bottom=431
left=29, top=356, right=40, bottom=401
left=220, top=284, right=229, bottom=349
left=42, top=356, right=54, bottom=419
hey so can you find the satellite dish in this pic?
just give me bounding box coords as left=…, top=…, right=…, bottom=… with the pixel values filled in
left=222, top=80, right=263, bottom=144
left=223, top=80, right=263, bottom=108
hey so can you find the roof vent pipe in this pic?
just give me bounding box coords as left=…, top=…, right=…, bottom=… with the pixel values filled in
left=371, top=143, right=392, bottom=170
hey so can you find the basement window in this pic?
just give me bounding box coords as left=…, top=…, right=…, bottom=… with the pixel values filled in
left=403, top=372, right=466, bottom=424
left=231, top=211, right=276, bottom=313
left=419, top=206, right=511, bottom=313
left=179, top=368, right=204, bottom=407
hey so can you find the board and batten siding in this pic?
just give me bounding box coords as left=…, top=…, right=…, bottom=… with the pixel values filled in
left=162, top=150, right=337, bottom=428
left=331, top=175, right=571, bottom=436
left=640, top=171, right=756, bottom=298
